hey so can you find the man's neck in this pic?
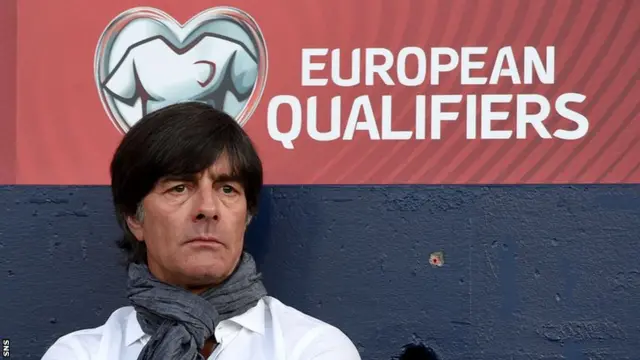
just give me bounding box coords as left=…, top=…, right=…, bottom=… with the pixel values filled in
left=187, top=284, right=211, bottom=294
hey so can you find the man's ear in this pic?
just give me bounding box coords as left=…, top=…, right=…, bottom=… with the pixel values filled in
left=125, top=214, right=144, bottom=241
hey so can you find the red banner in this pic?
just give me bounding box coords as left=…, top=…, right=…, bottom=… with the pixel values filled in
left=4, top=0, right=639, bottom=184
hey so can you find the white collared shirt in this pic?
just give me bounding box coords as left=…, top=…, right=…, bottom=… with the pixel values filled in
left=41, top=296, right=361, bottom=360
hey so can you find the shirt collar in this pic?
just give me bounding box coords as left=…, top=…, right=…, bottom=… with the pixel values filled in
left=124, top=298, right=266, bottom=346
left=226, top=297, right=266, bottom=335
left=125, top=308, right=145, bottom=346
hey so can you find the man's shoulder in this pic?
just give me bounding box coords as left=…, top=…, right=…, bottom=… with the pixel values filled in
left=262, top=296, right=332, bottom=330
left=262, top=296, right=361, bottom=360
left=41, top=306, right=134, bottom=359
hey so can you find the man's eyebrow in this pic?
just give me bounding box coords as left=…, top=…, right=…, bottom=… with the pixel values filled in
left=158, top=174, right=198, bottom=183
left=213, top=174, right=243, bottom=183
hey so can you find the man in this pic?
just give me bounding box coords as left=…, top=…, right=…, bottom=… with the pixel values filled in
left=42, top=102, right=361, bottom=360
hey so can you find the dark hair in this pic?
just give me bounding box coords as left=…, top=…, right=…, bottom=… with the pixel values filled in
left=110, top=101, right=263, bottom=265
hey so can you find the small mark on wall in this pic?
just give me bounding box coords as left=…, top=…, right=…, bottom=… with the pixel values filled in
left=429, top=251, right=444, bottom=267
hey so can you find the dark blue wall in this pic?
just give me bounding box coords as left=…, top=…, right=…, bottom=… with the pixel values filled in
left=1, top=185, right=638, bottom=359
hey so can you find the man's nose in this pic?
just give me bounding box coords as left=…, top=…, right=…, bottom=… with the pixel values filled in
left=193, top=187, right=219, bottom=221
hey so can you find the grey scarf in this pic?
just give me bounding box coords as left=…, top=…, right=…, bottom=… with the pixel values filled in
left=127, top=252, right=268, bottom=359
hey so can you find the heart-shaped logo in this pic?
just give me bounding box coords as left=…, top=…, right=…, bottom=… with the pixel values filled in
left=94, top=6, right=268, bottom=133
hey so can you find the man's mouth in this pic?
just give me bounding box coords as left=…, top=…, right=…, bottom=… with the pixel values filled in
left=186, top=236, right=224, bottom=247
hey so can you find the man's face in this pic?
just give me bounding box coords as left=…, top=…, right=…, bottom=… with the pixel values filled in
left=127, top=155, right=249, bottom=290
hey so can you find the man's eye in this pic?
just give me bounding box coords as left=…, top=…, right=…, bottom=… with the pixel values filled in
left=222, top=185, right=235, bottom=194
left=171, top=185, right=187, bottom=193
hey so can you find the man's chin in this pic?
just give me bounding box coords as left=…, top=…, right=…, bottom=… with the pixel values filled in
left=181, top=264, right=231, bottom=288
